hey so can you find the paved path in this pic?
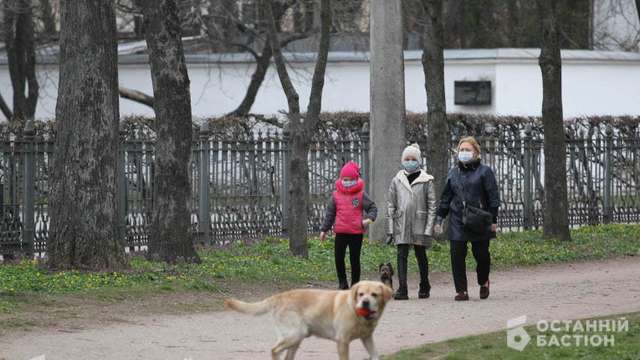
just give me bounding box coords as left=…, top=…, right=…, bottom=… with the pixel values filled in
left=2, top=257, right=639, bottom=360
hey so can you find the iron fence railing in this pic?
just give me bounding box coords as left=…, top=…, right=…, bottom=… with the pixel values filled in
left=1, top=122, right=638, bottom=256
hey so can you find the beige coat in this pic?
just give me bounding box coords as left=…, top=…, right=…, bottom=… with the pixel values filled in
left=386, top=170, right=437, bottom=246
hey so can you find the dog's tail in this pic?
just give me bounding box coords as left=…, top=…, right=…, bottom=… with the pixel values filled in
left=224, top=298, right=272, bottom=316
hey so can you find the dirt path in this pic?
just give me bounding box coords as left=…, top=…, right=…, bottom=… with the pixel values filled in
left=2, top=257, right=639, bottom=360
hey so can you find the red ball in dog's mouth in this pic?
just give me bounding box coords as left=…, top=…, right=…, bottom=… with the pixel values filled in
left=356, top=307, right=374, bottom=318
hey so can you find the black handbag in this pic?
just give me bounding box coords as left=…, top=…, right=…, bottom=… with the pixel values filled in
left=461, top=202, right=493, bottom=235
left=454, top=169, right=493, bottom=236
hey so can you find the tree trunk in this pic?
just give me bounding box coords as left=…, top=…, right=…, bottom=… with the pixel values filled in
left=538, top=0, right=571, bottom=241
left=369, top=0, right=406, bottom=242
left=264, top=0, right=303, bottom=256
left=421, top=0, right=449, bottom=206
left=3, top=0, right=39, bottom=122
left=137, top=0, right=200, bottom=263
left=506, top=0, right=522, bottom=46
left=299, top=0, right=331, bottom=253
left=48, top=0, right=126, bottom=270
left=444, top=0, right=465, bottom=48
left=264, top=0, right=330, bottom=257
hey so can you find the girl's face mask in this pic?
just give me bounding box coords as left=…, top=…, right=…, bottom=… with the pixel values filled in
left=402, top=159, right=420, bottom=173
left=342, top=179, right=357, bottom=188
left=458, top=150, right=474, bottom=163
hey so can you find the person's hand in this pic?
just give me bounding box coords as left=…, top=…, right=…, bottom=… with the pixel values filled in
left=433, top=224, right=443, bottom=236
left=491, top=223, right=497, bottom=233
left=362, top=218, right=373, bottom=228
left=385, top=234, right=394, bottom=245
left=319, top=231, right=327, bottom=241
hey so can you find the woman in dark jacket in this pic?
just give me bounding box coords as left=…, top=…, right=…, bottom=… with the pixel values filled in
left=434, top=136, right=500, bottom=301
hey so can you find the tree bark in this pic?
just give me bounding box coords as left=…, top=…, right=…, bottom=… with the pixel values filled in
left=421, top=0, right=449, bottom=207
left=264, top=0, right=330, bottom=257
left=506, top=0, right=522, bottom=46
left=39, top=0, right=57, bottom=39
left=444, top=0, right=465, bottom=48
left=537, top=0, right=571, bottom=241
left=119, top=86, right=154, bottom=109
left=264, top=0, right=302, bottom=255
left=137, top=0, right=200, bottom=263
left=48, top=0, right=126, bottom=270
left=3, top=0, right=39, bottom=122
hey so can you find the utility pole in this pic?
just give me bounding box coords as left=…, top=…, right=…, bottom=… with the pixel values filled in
left=369, top=0, right=406, bottom=242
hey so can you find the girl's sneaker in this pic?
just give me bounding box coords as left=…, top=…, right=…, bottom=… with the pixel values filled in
left=454, top=291, right=469, bottom=301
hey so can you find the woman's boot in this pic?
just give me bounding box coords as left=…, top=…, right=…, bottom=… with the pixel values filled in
left=418, top=282, right=431, bottom=299
left=394, top=246, right=409, bottom=300
left=416, top=246, right=430, bottom=299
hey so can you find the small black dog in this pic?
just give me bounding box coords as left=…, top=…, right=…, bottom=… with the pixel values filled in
left=378, top=263, right=394, bottom=290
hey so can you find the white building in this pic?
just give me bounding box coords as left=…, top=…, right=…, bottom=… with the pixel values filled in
left=2, top=48, right=640, bottom=120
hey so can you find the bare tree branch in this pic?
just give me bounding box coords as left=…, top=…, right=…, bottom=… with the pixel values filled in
left=264, top=0, right=300, bottom=116
left=119, top=86, right=154, bottom=108
left=226, top=40, right=272, bottom=116
left=226, top=41, right=260, bottom=59
left=305, top=0, right=331, bottom=126
left=0, top=92, right=13, bottom=120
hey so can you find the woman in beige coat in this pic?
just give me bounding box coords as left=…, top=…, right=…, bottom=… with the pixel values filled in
left=386, top=143, right=437, bottom=300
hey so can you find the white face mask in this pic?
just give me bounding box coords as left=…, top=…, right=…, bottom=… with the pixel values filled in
left=458, top=150, right=474, bottom=163
left=342, top=179, right=357, bottom=188
left=402, top=160, right=420, bottom=173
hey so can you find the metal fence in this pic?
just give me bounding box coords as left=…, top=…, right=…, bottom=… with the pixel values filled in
left=1, top=122, right=639, bottom=256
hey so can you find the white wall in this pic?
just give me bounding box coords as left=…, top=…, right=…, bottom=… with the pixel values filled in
left=2, top=50, right=640, bottom=120
left=495, top=60, right=640, bottom=117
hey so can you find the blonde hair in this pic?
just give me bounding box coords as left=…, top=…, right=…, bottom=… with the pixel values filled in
left=457, top=136, right=481, bottom=158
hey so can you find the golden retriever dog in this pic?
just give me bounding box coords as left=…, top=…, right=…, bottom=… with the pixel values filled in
left=224, top=280, right=393, bottom=360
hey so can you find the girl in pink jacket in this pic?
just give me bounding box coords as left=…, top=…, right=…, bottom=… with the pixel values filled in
left=319, top=161, right=378, bottom=289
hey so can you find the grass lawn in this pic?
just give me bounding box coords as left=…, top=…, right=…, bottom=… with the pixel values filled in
left=385, top=312, right=640, bottom=360
left=0, top=224, right=639, bottom=333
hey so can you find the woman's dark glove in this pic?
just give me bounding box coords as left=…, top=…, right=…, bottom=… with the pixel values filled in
left=385, top=234, right=394, bottom=245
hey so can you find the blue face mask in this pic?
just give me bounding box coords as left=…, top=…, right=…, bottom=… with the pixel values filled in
left=402, top=160, right=420, bottom=173
left=342, top=179, right=357, bottom=188
left=458, top=150, right=474, bottom=163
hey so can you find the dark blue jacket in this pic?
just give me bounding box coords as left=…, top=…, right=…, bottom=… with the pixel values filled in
left=436, top=160, right=500, bottom=241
